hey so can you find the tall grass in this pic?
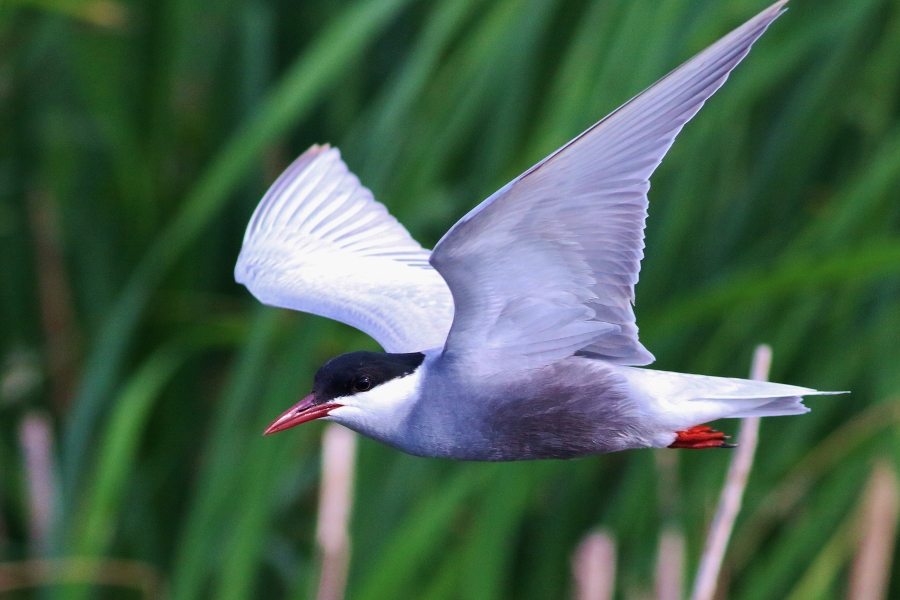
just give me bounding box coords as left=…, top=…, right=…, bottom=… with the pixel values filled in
left=1, top=0, right=899, bottom=598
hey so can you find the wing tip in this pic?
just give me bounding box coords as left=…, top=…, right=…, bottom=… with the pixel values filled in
left=303, top=142, right=332, bottom=156
left=702, top=0, right=788, bottom=61
left=771, top=0, right=789, bottom=14
left=754, top=0, right=789, bottom=21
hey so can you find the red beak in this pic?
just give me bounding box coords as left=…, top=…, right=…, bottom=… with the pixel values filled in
left=263, top=393, right=342, bottom=435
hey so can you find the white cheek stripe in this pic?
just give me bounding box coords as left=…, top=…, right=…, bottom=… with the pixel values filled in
left=327, top=368, right=423, bottom=434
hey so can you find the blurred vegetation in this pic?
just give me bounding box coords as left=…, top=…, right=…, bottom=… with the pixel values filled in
left=1, top=0, right=900, bottom=598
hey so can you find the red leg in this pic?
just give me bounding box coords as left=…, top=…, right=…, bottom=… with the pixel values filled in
left=668, top=425, right=735, bottom=449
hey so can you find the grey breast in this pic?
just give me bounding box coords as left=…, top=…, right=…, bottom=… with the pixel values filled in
left=404, top=357, right=650, bottom=461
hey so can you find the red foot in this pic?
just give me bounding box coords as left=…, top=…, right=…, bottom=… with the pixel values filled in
left=668, top=425, right=735, bottom=449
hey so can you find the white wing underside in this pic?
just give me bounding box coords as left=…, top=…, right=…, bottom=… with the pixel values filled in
left=430, top=1, right=786, bottom=374
left=235, top=146, right=454, bottom=353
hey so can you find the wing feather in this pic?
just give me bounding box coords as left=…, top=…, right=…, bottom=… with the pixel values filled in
left=236, top=145, right=454, bottom=353
left=431, top=1, right=786, bottom=372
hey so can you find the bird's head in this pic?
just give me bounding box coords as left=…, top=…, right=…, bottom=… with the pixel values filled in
left=263, top=350, right=426, bottom=435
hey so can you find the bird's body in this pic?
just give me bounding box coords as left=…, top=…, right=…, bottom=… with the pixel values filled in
left=327, top=351, right=815, bottom=460
left=338, top=351, right=643, bottom=460
left=236, top=0, right=841, bottom=460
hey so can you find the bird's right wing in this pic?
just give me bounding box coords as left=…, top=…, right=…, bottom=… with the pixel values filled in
left=235, top=145, right=455, bottom=353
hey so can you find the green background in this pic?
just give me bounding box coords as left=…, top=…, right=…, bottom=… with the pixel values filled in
left=2, top=0, right=900, bottom=597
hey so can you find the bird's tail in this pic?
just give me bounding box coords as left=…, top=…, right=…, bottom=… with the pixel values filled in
left=683, top=378, right=845, bottom=422
left=618, top=367, right=845, bottom=428
left=725, top=395, right=812, bottom=418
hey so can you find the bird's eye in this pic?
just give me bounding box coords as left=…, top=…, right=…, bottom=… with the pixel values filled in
left=354, top=376, right=372, bottom=392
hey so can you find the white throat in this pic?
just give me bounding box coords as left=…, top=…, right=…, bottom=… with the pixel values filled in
left=325, top=366, right=424, bottom=443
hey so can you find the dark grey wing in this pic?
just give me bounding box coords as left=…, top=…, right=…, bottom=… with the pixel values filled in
left=430, top=1, right=786, bottom=373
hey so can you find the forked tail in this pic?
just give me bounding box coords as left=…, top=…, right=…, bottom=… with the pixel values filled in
left=619, top=366, right=846, bottom=430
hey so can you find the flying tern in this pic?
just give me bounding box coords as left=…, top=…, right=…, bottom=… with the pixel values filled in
left=236, top=0, right=835, bottom=460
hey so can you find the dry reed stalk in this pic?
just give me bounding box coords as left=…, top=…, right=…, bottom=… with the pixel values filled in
left=655, top=447, right=679, bottom=518
left=18, top=412, right=58, bottom=555
left=690, top=345, right=771, bottom=600
left=0, top=558, right=163, bottom=597
left=0, top=489, right=6, bottom=558
left=655, top=429, right=683, bottom=600
left=731, top=397, right=900, bottom=572
left=847, top=461, right=900, bottom=600
left=315, top=424, right=357, bottom=600
left=656, top=526, right=685, bottom=600
left=572, top=529, right=617, bottom=600
left=27, top=192, right=81, bottom=414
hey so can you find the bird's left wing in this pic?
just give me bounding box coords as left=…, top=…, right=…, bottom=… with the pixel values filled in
left=235, top=145, right=455, bottom=353
left=430, top=1, right=786, bottom=372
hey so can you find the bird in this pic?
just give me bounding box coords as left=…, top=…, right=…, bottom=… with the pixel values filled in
left=235, top=0, right=836, bottom=460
